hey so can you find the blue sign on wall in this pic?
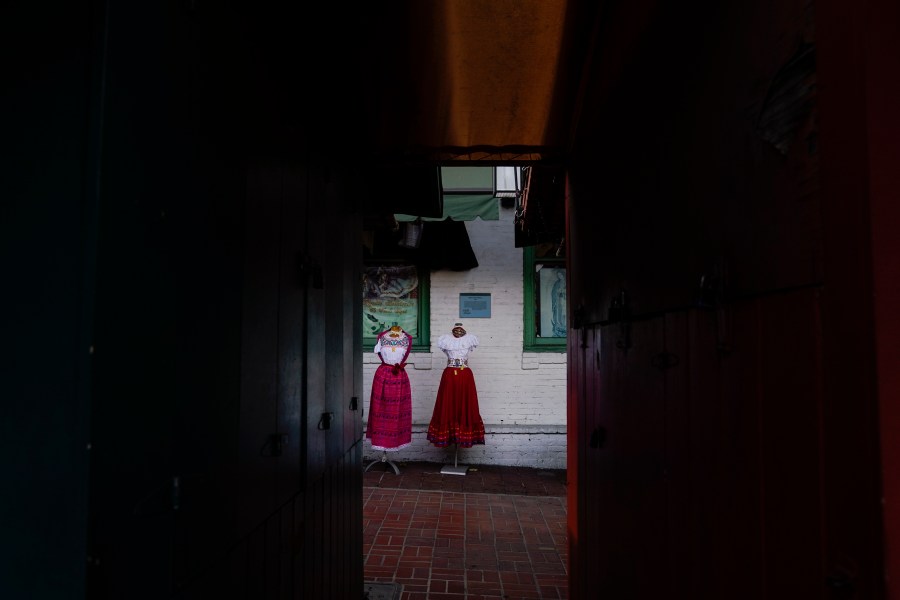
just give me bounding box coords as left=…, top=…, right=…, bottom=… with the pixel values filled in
left=459, top=293, right=491, bottom=318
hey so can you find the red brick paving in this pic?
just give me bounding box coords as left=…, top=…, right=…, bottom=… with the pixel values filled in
left=364, top=461, right=568, bottom=600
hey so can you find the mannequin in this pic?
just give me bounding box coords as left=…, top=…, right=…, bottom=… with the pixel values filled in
left=426, top=322, right=485, bottom=474
left=365, top=323, right=413, bottom=474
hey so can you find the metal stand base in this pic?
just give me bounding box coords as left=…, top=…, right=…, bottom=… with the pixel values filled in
left=440, top=444, right=468, bottom=475
left=440, top=464, right=468, bottom=475
left=365, top=451, right=400, bottom=475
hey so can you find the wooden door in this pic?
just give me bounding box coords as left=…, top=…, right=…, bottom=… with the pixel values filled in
left=237, top=159, right=308, bottom=538
left=592, top=317, right=668, bottom=596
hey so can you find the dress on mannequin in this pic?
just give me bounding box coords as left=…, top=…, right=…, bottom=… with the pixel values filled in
left=366, top=324, right=413, bottom=452
left=426, top=323, right=486, bottom=448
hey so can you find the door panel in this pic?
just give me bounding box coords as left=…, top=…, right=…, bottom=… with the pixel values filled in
left=661, top=311, right=693, bottom=595
left=239, top=161, right=285, bottom=537
left=572, top=324, right=602, bottom=598
left=593, top=317, right=667, bottom=596
left=302, top=171, right=329, bottom=485
left=755, top=290, right=823, bottom=597
left=275, top=164, right=308, bottom=504
left=577, top=289, right=826, bottom=598
left=303, top=168, right=365, bottom=477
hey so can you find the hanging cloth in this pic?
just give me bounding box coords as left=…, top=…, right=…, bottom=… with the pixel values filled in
left=416, top=218, right=479, bottom=271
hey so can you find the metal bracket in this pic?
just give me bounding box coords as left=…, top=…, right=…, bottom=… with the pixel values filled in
left=651, top=352, right=680, bottom=370
left=608, top=290, right=631, bottom=350
left=261, top=433, right=288, bottom=457
left=317, top=412, right=334, bottom=430
left=365, top=451, right=400, bottom=475
left=298, top=253, right=324, bottom=289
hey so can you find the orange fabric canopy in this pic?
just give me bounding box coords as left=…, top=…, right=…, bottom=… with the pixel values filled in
left=357, top=0, right=600, bottom=164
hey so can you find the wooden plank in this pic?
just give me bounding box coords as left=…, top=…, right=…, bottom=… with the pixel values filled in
left=565, top=321, right=587, bottom=599
left=594, top=317, right=667, bottom=595
left=229, top=541, right=248, bottom=600
left=276, top=162, right=306, bottom=503
left=682, top=308, right=728, bottom=598
left=661, top=311, right=692, bottom=596
left=717, top=299, right=765, bottom=598
left=292, top=493, right=306, bottom=597
left=279, top=497, right=295, bottom=600
left=337, top=175, right=365, bottom=455
left=303, top=169, right=329, bottom=486
left=665, top=305, right=776, bottom=598
left=623, top=317, right=668, bottom=597
left=863, top=0, right=900, bottom=588
left=311, top=479, right=325, bottom=600
left=324, top=188, right=347, bottom=466
left=593, top=322, right=618, bottom=591
left=327, top=462, right=340, bottom=598
left=264, top=511, right=281, bottom=597
left=757, top=289, right=823, bottom=597
left=817, top=0, right=892, bottom=593
left=582, top=325, right=603, bottom=596
left=246, top=526, right=265, bottom=599
left=239, top=160, right=282, bottom=537
left=347, top=444, right=365, bottom=596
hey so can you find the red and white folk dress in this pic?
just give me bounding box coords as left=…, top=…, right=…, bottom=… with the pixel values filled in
left=366, top=327, right=413, bottom=451
left=426, top=331, right=486, bottom=448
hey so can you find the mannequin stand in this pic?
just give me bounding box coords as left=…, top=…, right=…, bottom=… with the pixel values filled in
left=440, top=444, right=468, bottom=476
left=365, top=450, right=400, bottom=475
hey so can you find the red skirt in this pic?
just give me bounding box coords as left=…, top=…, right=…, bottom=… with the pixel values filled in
left=366, top=363, right=412, bottom=450
left=426, top=366, right=485, bottom=448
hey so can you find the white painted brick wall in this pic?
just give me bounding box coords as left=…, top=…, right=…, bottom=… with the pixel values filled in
left=364, top=424, right=567, bottom=470
left=363, top=203, right=567, bottom=469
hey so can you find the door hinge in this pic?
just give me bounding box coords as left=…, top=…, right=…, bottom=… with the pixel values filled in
left=260, top=433, right=288, bottom=457
left=608, top=290, right=631, bottom=350
left=298, top=253, right=323, bottom=289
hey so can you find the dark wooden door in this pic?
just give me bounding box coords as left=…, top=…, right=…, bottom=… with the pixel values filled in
left=590, top=317, right=668, bottom=597
left=574, top=292, right=828, bottom=598
left=237, top=159, right=309, bottom=538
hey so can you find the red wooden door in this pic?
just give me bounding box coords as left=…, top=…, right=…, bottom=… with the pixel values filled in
left=574, top=289, right=827, bottom=598
left=572, top=313, right=670, bottom=597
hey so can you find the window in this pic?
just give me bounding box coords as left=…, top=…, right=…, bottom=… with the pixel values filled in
left=362, top=166, right=499, bottom=354
left=523, top=243, right=566, bottom=352
left=362, top=262, right=431, bottom=353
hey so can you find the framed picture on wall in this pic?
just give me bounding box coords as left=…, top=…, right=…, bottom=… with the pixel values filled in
left=362, top=264, right=420, bottom=337
left=538, top=266, right=566, bottom=338
left=524, top=244, right=566, bottom=351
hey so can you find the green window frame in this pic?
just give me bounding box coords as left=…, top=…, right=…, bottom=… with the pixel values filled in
left=362, top=261, right=431, bottom=353
left=523, top=244, right=567, bottom=352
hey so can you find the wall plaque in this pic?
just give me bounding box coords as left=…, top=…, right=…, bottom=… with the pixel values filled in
left=459, top=293, right=491, bottom=318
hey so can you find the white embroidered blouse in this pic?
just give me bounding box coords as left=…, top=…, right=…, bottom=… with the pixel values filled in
left=374, top=329, right=411, bottom=365
left=437, top=332, right=479, bottom=360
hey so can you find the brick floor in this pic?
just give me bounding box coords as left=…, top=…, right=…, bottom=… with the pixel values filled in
left=364, top=461, right=568, bottom=600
